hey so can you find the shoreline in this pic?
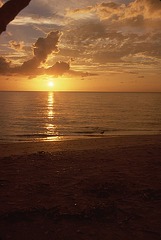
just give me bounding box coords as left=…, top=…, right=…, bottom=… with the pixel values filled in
left=0, top=134, right=161, bottom=157
left=0, top=134, right=161, bottom=240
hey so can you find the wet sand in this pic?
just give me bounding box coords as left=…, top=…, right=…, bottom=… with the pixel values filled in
left=0, top=135, right=161, bottom=240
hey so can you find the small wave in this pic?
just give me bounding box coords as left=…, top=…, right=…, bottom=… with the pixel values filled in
left=15, top=133, right=58, bottom=138
left=73, top=128, right=158, bottom=135
left=74, top=129, right=107, bottom=135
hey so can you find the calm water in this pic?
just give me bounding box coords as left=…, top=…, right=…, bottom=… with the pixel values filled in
left=0, top=91, right=161, bottom=142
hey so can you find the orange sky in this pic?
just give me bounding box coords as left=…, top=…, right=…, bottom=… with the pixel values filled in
left=0, top=0, right=161, bottom=92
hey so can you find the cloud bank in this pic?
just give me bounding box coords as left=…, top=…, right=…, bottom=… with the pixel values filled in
left=1, top=0, right=161, bottom=88
left=62, top=0, right=161, bottom=70
left=0, top=31, right=71, bottom=77
left=0, top=28, right=96, bottom=78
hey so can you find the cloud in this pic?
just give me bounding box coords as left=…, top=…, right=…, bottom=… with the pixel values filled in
left=0, top=31, right=72, bottom=78
left=80, top=71, right=98, bottom=77
left=21, top=0, right=53, bottom=18
left=9, top=40, right=24, bottom=51
left=62, top=20, right=107, bottom=49
left=1, top=0, right=161, bottom=81
left=0, top=0, right=31, bottom=34
left=13, top=59, right=71, bottom=78
left=17, top=57, right=40, bottom=74
left=67, top=0, right=161, bottom=29
left=10, top=15, right=64, bottom=29
left=93, top=50, right=125, bottom=64
left=92, top=37, right=161, bottom=64
left=15, top=30, right=62, bottom=75
left=66, top=69, right=98, bottom=78
left=60, top=4, right=161, bottom=69
left=100, top=2, right=119, bottom=9
left=33, top=31, right=61, bottom=62
left=96, top=0, right=161, bottom=25
left=0, top=56, right=11, bottom=74
left=129, top=0, right=161, bottom=16
left=46, top=61, right=70, bottom=76
left=67, top=6, right=93, bottom=14
left=127, top=71, right=139, bottom=75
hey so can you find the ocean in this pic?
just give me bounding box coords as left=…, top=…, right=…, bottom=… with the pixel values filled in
left=0, top=91, right=161, bottom=142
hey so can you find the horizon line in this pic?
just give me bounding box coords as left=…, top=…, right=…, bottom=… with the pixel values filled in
left=0, top=90, right=161, bottom=93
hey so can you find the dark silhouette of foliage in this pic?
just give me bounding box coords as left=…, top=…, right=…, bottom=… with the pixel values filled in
left=0, top=0, right=31, bottom=34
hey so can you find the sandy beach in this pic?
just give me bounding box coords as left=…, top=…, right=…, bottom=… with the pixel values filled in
left=0, top=135, right=161, bottom=240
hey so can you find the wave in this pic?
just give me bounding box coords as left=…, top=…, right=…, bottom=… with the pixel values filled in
left=14, top=133, right=59, bottom=138
left=73, top=128, right=158, bottom=135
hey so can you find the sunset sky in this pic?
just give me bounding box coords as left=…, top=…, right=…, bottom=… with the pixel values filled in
left=0, top=0, right=161, bottom=91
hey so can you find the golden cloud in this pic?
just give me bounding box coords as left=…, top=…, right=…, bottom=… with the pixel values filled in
left=97, top=0, right=161, bottom=21
left=9, top=40, right=24, bottom=51
left=0, top=0, right=3, bottom=7
left=66, top=0, right=161, bottom=26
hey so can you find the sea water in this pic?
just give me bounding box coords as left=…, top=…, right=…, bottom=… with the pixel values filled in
left=0, top=91, right=161, bottom=142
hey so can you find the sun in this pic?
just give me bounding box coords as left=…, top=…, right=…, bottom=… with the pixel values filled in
left=48, top=81, right=54, bottom=87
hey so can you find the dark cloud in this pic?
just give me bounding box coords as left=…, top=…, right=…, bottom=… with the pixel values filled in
left=93, top=51, right=125, bottom=64
left=0, top=56, right=11, bottom=74
left=62, top=16, right=161, bottom=67
left=100, top=2, right=119, bottom=9
left=67, top=69, right=98, bottom=78
left=0, top=31, right=72, bottom=78
left=46, top=61, right=70, bottom=76
left=33, top=31, right=61, bottom=62
left=0, top=0, right=31, bottom=34
left=16, top=57, right=40, bottom=75
left=16, top=30, right=62, bottom=75
left=17, top=60, right=70, bottom=78
left=92, top=33, right=161, bottom=64
left=144, top=0, right=161, bottom=13
left=81, top=71, right=98, bottom=77
left=64, top=21, right=107, bottom=45
left=127, top=71, right=139, bottom=74
left=1, top=0, right=161, bottom=81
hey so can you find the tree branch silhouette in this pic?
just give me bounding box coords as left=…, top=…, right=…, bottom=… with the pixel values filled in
left=0, top=0, right=31, bottom=34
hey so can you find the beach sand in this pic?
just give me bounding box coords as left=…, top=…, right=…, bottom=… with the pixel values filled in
left=0, top=135, right=161, bottom=240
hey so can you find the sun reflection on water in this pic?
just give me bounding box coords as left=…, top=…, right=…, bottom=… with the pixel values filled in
left=47, top=91, right=55, bottom=120
left=45, top=91, right=60, bottom=141
left=48, top=91, right=54, bottom=108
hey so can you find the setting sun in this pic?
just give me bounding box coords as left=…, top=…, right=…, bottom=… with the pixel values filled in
left=0, top=1, right=161, bottom=238
left=0, top=0, right=161, bottom=93
left=48, top=82, right=54, bottom=87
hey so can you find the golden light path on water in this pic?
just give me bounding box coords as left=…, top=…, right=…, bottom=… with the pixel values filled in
left=48, top=91, right=54, bottom=119
left=45, top=91, right=61, bottom=141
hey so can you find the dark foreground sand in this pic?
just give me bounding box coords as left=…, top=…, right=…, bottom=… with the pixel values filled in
left=0, top=135, right=161, bottom=240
